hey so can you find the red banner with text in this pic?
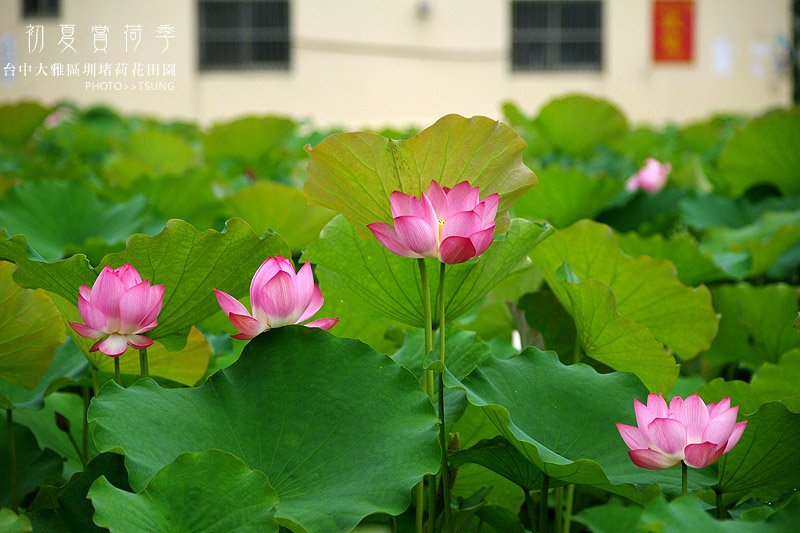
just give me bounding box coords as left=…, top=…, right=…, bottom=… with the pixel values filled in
left=653, top=0, right=694, bottom=62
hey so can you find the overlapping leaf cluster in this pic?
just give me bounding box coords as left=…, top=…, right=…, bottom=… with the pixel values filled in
left=0, top=97, right=798, bottom=531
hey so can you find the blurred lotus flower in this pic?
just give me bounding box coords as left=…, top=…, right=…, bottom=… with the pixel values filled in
left=625, top=158, right=671, bottom=193
left=69, top=264, right=164, bottom=357
left=616, top=393, right=747, bottom=469
left=214, top=256, right=338, bottom=340
left=367, top=180, right=499, bottom=264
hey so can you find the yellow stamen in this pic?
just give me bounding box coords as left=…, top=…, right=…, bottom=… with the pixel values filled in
left=438, top=219, right=445, bottom=243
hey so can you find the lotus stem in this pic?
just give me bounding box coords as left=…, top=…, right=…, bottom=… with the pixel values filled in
left=114, top=357, right=121, bottom=385
left=6, top=409, right=18, bottom=512
left=716, top=487, right=725, bottom=519
left=139, top=348, right=149, bottom=378
left=82, top=385, right=90, bottom=464
left=524, top=489, right=536, bottom=532
left=681, top=461, right=688, bottom=496
left=555, top=486, right=563, bottom=531
left=564, top=484, right=575, bottom=533
left=437, top=262, right=453, bottom=531
left=416, top=259, right=435, bottom=533
left=540, top=473, right=550, bottom=533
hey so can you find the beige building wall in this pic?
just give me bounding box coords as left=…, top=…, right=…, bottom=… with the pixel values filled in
left=0, top=0, right=792, bottom=128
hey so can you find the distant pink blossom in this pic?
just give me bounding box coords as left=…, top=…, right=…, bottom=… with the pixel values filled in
left=625, top=158, right=671, bottom=193
left=214, top=256, right=338, bottom=340
left=616, top=394, right=747, bottom=469
left=69, top=264, right=164, bottom=357
left=368, top=180, right=499, bottom=264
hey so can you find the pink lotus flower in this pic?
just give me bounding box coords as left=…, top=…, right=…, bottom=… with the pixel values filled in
left=214, top=256, right=338, bottom=340
left=69, top=264, right=164, bottom=357
left=616, top=394, right=747, bottom=469
left=367, top=180, right=499, bottom=264
left=625, top=158, right=671, bottom=193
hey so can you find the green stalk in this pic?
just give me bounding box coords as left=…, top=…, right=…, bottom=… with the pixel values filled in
left=524, top=489, right=536, bottom=532
left=82, top=385, right=90, bottom=465
left=65, top=425, right=86, bottom=468
left=563, top=485, right=575, bottom=533
left=716, top=487, right=725, bottom=519
left=416, top=259, right=436, bottom=533
left=6, top=409, right=17, bottom=512
left=437, top=262, right=452, bottom=531
left=114, top=357, right=121, bottom=385
left=681, top=461, right=688, bottom=496
left=554, top=486, right=563, bottom=531
left=540, top=474, right=550, bottom=533
left=139, top=348, right=149, bottom=378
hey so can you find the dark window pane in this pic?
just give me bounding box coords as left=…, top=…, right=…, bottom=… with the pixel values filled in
left=512, top=1, right=549, bottom=29
left=22, top=0, right=59, bottom=17
left=200, top=41, right=241, bottom=67
left=559, top=41, right=601, bottom=67
left=253, top=1, right=289, bottom=29
left=560, top=2, right=601, bottom=29
left=512, top=42, right=547, bottom=70
left=201, top=2, right=242, bottom=30
left=253, top=40, right=289, bottom=64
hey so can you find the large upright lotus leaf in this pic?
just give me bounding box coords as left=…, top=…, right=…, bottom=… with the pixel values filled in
left=392, top=328, right=492, bottom=380
left=89, top=450, right=279, bottom=533
left=0, top=232, right=95, bottom=303
left=446, top=349, right=713, bottom=503
left=223, top=181, right=335, bottom=251
left=532, top=220, right=718, bottom=360
left=717, top=108, right=800, bottom=196
left=0, top=262, right=65, bottom=390
left=616, top=231, right=733, bottom=285
left=559, top=279, right=679, bottom=392
left=697, top=379, right=765, bottom=416
left=89, top=326, right=439, bottom=532
left=0, top=101, right=50, bottom=147
left=751, top=349, right=800, bottom=413
left=717, top=402, right=800, bottom=504
left=700, top=210, right=800, bottom=277
left=140, top=172, right=223, bottom=230
left=203, top=116, right=296, bottom=174
left=98, top=218, right=289, bottom=347
left=303, top=215, right=549, bottom=327
left=701, top=284, right=800, bottom=369
left=450, top=436, right=555, bottom=492
left=0, top=180, right=147, bottom=261
left=304, top=114, right=537, bottom=234
left=0, top=337, right=86, bottom=410
left=511, top=165, right=621, bottom=228
left=534, top=94, right=628, bottom=157
left=89, top=327, right=210, bottom=386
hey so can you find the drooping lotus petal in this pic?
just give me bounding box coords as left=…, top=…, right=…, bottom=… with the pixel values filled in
left=70, top=263, right=164, bottom=358
left=617, top=394, right=746, bottom=471
left=370, top=180, right=498, bottom=264
left=214, top=256, right=338, bottom=339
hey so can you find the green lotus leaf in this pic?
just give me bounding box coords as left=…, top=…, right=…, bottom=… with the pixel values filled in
left=573, top=500, right=643, bottom=533
left=125, top=128, right=197, bottom=175
left=639, top=496, right=753, bottom=533
left=0, top=180, right=148, bottom=261
left=0, top=101, right=50, bottom=147
left=0, top=232, right=95, bottom=303
left=449, top=403, right=525, bottom=513
left=518, top=290, right=576, bottom=358
left=534, top=94, right=628, bottom=157
left=303, top=215, right=550, bottom=327
left=532, top=220, right=718, bottom=360
left=751, top=349, right=800, bottom=412
left=0, top=416, right=63, bottom=509
left=203, top=115, right=296, bottom=178
left=0, top=337, right=86, bottom=410
left=89, top=450, right=279, bottom=532
left=99, top=218, right=290, bottom=348
left=223, top=181, right=335, bottom=252
left=13, top=392, right=86, bottom=476
left=89, top=326, right=439, bottom=532
left=717, top=108, right=800, bottom=196
left=700, top=210, right=800, bottom=278
left=616, top=231, right=733, bottom=285
left=393, top=328, right=491, bottom=380
left=0, top=507, right=32, bottom=533
left=697, top=379, right=765, bottom=416
left=701, top=284, right=800, bottom=370
left=446, top=348, right=715, bottom=503
left=304, top=114, right=537, bottom=234
left=0, top=262, right=65, bottom=391
left=141, top=172, right=224, bottom=230
left=717, top=402, right=800, bottom=505
left=512, top=166, right=621, bottom=228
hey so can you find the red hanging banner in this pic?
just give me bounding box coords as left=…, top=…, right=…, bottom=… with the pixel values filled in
left=653, top=0, right=694, bottom=63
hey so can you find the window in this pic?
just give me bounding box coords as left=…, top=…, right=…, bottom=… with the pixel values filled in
left=198, top=0, right=290, bottom=70
left=511, top=0, right=602, bottom=71
left=22, top=0, right=60, bottom=18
